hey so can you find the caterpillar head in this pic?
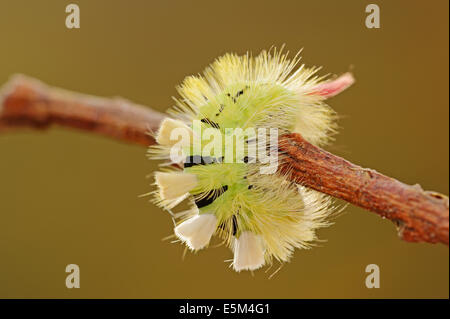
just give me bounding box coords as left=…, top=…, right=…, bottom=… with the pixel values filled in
left=149, top=47, right=353, bottom=273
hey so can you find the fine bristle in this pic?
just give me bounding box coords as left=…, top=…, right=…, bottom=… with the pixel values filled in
left=233, top=231, right=265, bottom=272
left=156, top=118, right=193, bottom=146
left=155, top=172, right=198, bottom=200
left=174, top=214, right=217, bottom=250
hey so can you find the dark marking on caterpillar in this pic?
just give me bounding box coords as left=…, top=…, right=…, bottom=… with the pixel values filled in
left=233, top=87, right=247, bottom=103
left=184, top=155, right=219, bottom=167
left=201, top=118, right=220, bottom=129
left=215, top=104, right=225, bottom=116
left=218, top=214, right=238, bottom=236
left=242, top=156, right=255, bottom=163
left=248, top=185, right=254, bottom=190
left=232, top=215, right=238, bottom=236
left=194, top=185, right=229, bottom=208
left=226, top=92, right=238, bottom=103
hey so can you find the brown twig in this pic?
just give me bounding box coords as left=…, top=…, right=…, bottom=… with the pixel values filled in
left=278, top=134, right=449, bottom=245
left=1, top=74, right=448, bottom=245
left=0, top=74, right=165, bottom=145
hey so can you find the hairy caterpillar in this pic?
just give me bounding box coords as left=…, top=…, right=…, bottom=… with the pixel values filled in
left=149, top=47, right=354, bottom=272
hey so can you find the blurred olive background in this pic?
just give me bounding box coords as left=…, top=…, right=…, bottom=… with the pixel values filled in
left=0, top=0, right=448, bottom=299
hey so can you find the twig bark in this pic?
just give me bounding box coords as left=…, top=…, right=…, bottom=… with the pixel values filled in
left=0, top=74, right=165, bottom=145
left=1, top=74, right=448, bottom=245
left=278, top=134, right=449, bottom=245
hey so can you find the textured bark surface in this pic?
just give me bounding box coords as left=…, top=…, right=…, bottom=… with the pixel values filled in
left=279, top=134, right=449, bottom=245
left=0, top=74, right=165, bottom=146
left=1, top=74, right=448, bottom=245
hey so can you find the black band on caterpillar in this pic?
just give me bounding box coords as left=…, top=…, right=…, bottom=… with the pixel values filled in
left=200, top=118, right=220, bottom=129
left=184, top=155, right=221, bottom=168
left=194, top=185, right=229, bottom=208
left=232, top=215, right=238, bottom=236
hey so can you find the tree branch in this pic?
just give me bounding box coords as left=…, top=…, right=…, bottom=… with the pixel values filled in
left=0, top=74, right=165, bottom=145
left=1, top=74, right=448, bottom=245
left=278, top=134, right=449, bottom=245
